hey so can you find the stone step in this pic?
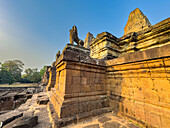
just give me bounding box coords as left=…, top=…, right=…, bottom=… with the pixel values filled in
left=47, top=102, right=111, bottom=128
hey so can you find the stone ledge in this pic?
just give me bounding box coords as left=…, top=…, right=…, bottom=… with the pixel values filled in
left=62, top=95, right=107, bottom=106
left=106, top=43, right=170, bottom=66
left=90, top=32, right=118, bottom=46
left=55, top=44, right=105, bottom=66
left=64, top=91, right=106, bottom=99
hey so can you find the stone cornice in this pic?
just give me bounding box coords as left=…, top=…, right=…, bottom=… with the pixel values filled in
left=106, top=43, right=170, bottom=66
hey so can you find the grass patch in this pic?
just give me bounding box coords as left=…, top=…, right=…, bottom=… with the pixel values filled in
left=0, top=83, right=38, bottom=87
left=129, top=120, right=132, bottom=122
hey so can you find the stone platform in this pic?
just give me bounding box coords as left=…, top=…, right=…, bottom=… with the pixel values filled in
left=64, top=112, right=141, bottom=128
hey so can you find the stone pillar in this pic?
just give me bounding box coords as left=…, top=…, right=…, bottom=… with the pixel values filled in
left=46, top=66, right=56, bottom=91
left=42, top=66, right=50, bottom=86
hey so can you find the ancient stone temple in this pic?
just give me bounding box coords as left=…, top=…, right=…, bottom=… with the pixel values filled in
left=46, top=8, right=170, bottom=128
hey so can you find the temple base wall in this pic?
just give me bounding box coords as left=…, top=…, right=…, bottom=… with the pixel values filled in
left=106, top=44, right=170, bottom=128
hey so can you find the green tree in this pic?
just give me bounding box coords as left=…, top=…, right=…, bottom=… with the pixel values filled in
left=30, top=68, right=41, bottom=83
left=40, top=65, right=47, bottom=78
left=2, top=60, right=24, bottom=81
left=22, top=68, right=41, bottom=83
left=23, top=68, right=33, bottom=80
left=0, top=68, right=15, bottom=84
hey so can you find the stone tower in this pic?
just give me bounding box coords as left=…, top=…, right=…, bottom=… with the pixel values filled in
left=124, top=8, right=151, bottom=35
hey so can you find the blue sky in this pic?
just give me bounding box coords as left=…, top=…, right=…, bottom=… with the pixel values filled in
left=0, top=0, right=169, bottom=70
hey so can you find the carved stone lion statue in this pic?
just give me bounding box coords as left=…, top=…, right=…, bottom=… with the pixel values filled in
left=69, top=25, right=84, bottom=46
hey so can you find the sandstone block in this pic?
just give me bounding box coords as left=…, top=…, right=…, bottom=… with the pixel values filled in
left=83, top=124, right=100, bottom=128
left=81, top=84, right=91, bottom=92
left=161, top=116, right=170, bottom=128
left=98, top=116, right=111, bottom=123
left=102, top=121, right=121, bottom=128
left=145, top=112, right=161, bottom=127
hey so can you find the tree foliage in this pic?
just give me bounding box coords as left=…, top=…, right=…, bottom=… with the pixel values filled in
left=21, top=68, right=41, bottom=83
left=0, top=60, right=24, bottom=84
left=2, top=60, right=24, bottom=81
left=0, top=68, right=15, bottom=84
left=40, top=65, right=47, bottom=78
left=30, top=71, right=41, bottom=83
left=23, top=68, right=33, bottom=80
left=0, top=60, right=44, bottom=84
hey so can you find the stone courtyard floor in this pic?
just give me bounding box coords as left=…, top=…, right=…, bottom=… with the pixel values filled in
left=63, top=113, right=141, bottom=128
left=30, top=93, right=142, bottom=128
left=0, top=92, right=142, bottom=128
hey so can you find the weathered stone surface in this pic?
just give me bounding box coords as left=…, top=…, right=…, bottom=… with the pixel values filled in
left=98, top=116, right=111, bottom=123
left=41, top=66, right=50, bottom=86
left=84, top=32, right=94, bottom=49
left=83, top=124, right=100, bottom=128
left=0, top=91, right=9, bottom=97
left=63, top=112, right=142, bottom=128
left=124, top=8, right=151, bottom=35
left=0, top=91, right=32, bottom=111
left=0, top=93, right=53, bottom=128
left=0, top=110, right=10, bottom=115
left=36, top=92, right=49, bottom=105
left=34, top=106, right=52, bottom=128
left=90, top=32, right=119, bottom=60
left=36, top=96, right=49, bottom=105
left=120, top=17, right=170, bottom=56
left=3, top=116, right=38, bottom=128
left=50, top=45, right=108, bottom=119
left=0, top=110, right=23, bottom=127
left=102, top=121, right=121, bottom=128
left=127, top=123, right=140, bottom=128
left=48, top=98, right=112, bottom=127
left=46, top=66, right=56, bottom=91
left=106, top=48, right=170, bottom=128
left=106, top=44, right=170, bottom=66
